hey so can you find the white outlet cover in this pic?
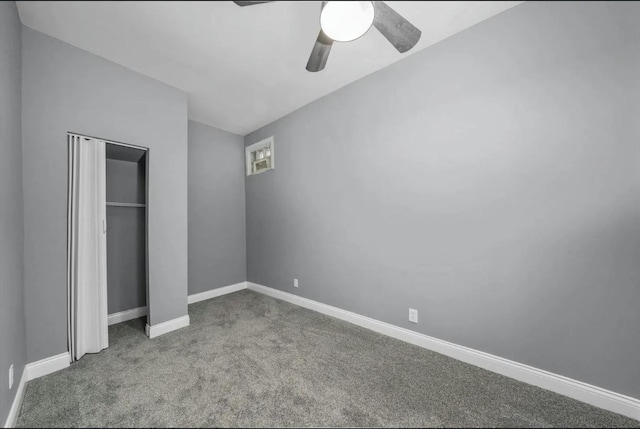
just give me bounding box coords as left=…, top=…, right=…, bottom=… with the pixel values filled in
left=294, top=278, right=299, bottom=288
left=409, top=308, right=418, bottom=324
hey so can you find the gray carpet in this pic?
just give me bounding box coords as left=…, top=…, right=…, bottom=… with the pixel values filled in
left=17, top=290, right=639, bottom=428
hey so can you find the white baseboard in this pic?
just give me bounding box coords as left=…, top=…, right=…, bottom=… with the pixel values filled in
left=108, top=306, right=147, bottom=325
left=4, top=368, right=27, bottom=428
left=246, top=282, right=640, bottom=421
left=145, top=315, right=190, bottom=339
left=24, top=352, right=70, bottom=382
left=188, top=282, right=247, bottom=304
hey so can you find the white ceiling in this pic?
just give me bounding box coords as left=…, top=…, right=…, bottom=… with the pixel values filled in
left=17, top=1, right=521, bottom=135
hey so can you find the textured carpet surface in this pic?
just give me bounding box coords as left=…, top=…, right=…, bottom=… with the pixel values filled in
left=17, top=290, right=639, bottom=427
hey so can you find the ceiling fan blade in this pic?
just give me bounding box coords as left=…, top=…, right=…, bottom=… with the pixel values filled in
left=232, top=1, right=274, bottom=6
left=306, top=30, right=333, bottom=72
left=373, top=1, right=421, bottom=53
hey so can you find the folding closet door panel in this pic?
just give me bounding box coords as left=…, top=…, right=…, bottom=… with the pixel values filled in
left=67, top=134, right=108, bottom=361
left=105, top=156, right=147, bottom=315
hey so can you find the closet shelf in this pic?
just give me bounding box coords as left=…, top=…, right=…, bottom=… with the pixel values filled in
left=106, top=202, right=146, bottom=208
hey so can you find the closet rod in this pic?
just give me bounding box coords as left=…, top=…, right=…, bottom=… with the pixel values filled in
left=106, top=202, right=146, bottom=208
left=67, top=132, right=149, bottom=152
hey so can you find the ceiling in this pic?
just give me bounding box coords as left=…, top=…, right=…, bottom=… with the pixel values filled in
left=17, top=1, right=521, bottom=136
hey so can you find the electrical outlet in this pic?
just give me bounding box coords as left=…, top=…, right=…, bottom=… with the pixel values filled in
left=409, top=308, right=418, bottom=324
left=294, top=278, right=299, bottom=288
left=9, top=364, right=14, bottom=389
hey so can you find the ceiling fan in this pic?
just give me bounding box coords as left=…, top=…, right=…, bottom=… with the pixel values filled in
left=233, top=1, right=422, bottom=72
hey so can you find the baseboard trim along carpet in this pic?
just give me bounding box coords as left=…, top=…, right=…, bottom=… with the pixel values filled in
left=25, top=352, right=70, bottom=381
left=108, top=306, right=147, bottom=325
left=188, top=282, right=247, bottom=304
left=4, top=369, right=27, bottom=428
left=246, top=282, right=640, bottom=421
left=145, top=315, right=190, bottom=339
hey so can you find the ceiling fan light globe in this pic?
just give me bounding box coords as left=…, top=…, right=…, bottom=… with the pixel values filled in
left=320, top=1, right=375, bottom=42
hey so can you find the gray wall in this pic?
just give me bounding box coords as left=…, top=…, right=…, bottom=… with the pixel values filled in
left=245, top=1, right=640, bottom=399
left=0, top=1, right=26, bottom=424
left=188, top=120, right=246, bottom=294
left=106, top=158, right=147, bottom=314
left=22, top=26, right=189, bottom=362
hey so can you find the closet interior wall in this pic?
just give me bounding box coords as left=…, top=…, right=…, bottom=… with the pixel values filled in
left=105, top=144, right=147, bottom=317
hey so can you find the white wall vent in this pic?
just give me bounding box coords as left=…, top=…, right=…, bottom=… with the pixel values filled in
left=246, top=136, right=274, bottom=176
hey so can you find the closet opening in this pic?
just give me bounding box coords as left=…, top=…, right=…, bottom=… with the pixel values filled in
left=67, top=133, right=150, bottom=363
left=105, top=142, right=149, bottom=335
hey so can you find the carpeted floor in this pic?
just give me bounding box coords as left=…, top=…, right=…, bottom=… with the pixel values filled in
left=17, top=290, right=639, bottom=427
